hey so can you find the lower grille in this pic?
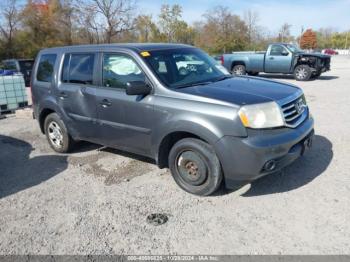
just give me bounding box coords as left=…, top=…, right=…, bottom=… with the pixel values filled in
left=280, top=95, right=308, bottom=128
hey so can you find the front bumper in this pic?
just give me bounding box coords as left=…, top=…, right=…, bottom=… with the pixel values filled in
left=215, top=117, right=314, bottom=189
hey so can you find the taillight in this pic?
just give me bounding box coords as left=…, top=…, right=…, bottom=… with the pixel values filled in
left=220, top=55, right=224, bottom=65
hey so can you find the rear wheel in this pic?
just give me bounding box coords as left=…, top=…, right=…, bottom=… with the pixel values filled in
left=168, top=138, right=223, bottom=196
left=44, top=113, right=74, bottom=153
left=232, top=64, right=246, bottom=75
left=294, top=65, right=312, bottom=81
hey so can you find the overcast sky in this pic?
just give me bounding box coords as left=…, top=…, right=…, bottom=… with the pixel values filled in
left=137, top=0, right=350, bottom=36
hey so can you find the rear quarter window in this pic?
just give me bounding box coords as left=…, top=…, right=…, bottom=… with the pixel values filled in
left=37, top=54, right=57, bottom=82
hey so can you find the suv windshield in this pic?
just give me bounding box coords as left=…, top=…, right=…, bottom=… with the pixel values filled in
left=141, top=48, right=230, bottom=89
left=285, top=44, right=302, bottom=53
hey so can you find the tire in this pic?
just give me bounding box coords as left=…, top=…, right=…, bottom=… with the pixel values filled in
left=248, top=72, right=259, bottom=76
left=231, top=64, right=246, bottom=75
left=313, top=72, right=322, bottom=78
left=44, top=113, right=74, bottom=153
left=168, top=138, right=223, bottom=196
left=294, top=65, right=312, bottom=81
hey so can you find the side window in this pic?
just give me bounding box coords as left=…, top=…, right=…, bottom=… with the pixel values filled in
left=270, top=45, right=286, bottom=56
left=61, top=53, right=95, bottom=85
left=103, top=54, right=145, bottom=89
left=37, top=54, right=57, bottom=82
left=4, top=61, right=17, bottom=71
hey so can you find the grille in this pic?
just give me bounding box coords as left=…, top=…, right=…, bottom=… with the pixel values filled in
left=280, top=95, right=308, bottom=128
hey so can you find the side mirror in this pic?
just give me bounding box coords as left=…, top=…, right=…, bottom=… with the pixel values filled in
left=126, top=81, right=151, bottom=96
left=281, top=50, right=289, bottom=56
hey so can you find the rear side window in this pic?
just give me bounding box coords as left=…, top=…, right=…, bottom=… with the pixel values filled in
left=37, top=54, right=57, bottom=82
left=4, top=61, right=17, bottom=71
left=62, top=53, right=95, bottom=85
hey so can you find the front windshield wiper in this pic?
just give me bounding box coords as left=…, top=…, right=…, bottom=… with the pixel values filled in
left=214, top=75, right=233, bottom=82
left=174, top=75, right=233, bottom=89
left=174, top=81, right=214, bottom=89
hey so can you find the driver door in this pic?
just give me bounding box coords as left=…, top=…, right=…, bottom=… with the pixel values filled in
left=265, top=44, right=292, bottom=73
left=95, top=52, right=154, bottom=156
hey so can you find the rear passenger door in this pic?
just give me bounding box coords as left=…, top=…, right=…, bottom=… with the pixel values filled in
left=95, top=52, right=154, bottom=156
left=57, top=53, right=98, bottom=140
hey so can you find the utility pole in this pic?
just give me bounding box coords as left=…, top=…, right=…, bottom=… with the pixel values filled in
left=299, top=26, right=304, bottom=47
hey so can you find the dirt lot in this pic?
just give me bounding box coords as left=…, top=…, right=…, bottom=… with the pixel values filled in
left=0, top=56, right=349, bottom=255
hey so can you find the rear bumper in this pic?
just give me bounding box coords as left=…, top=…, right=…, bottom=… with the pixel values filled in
left=215, top=116, right=314, bottom=189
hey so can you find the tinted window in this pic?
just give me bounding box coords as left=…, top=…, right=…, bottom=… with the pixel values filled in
left=19, top=60, right=34, bottom=71
left=270, top=45, right=287, bottom=56
left=37, top=54, right=57, bottom=82
left=4, top=61, right=17, bottom=70
left=62, top=53, right=95, bottom=85
left=103, top=54, right=145, bottom=89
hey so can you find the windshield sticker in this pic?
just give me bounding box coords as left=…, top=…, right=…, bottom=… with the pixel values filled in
left=140, top=51, right=151, bottom=57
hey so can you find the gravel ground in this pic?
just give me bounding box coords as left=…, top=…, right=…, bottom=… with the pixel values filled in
left=0, top=56, right=349, bottom=255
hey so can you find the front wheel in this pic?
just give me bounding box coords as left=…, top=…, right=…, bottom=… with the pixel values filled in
left=168, top=138, right=223, bottom=196
left=232, top=64, right=246, bottom=75
left=294, top=65, right=312, bottom=81
left=313, top=72, right=322, bottom=78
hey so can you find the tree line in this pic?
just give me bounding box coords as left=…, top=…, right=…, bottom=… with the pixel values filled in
left=0, top=0, right=349, bottom=60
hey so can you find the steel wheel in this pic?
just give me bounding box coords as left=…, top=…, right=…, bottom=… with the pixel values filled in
left=168, top=138, right=223, bottom=196
left=176, top=151, right=208, bottom=186
left=47, top=121, right=64, bottom=148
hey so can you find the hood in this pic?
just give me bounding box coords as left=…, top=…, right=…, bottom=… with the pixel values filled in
left=176, top=76, right=300, bottom=106
left=296, top=52, right=331, bottom=59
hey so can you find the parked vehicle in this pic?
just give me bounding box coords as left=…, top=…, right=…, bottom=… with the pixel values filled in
left=2, top=59, right=34, bottom=87
left=32, top=44, right=314, bottom=196
left=221, top=43, right=331, bottom=81
left=323, top=49, right=339, bottom=55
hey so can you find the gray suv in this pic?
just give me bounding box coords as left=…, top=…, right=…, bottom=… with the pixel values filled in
left=32, top=44, right=314, bottom=196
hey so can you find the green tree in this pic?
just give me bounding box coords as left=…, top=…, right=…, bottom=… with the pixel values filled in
left=158, top=4, right=193, bottom=43
left=133, top=15, right=164, bottom=42
left=195, top=6, right=248, bottom=54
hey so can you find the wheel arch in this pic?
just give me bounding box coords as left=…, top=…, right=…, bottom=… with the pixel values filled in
left=231, top=60, right=246, bottom=71
left=39, top=108, right=56, bottom=134
left=154, top=121, right=223, bottom=169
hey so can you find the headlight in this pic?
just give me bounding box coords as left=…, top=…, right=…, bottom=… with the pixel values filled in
left=238, top=102, right=284, bottom=129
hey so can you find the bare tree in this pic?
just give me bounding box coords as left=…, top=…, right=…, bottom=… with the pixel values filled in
left=278, top=23, right=292, bottom=42
left=200, top=6, right=248, bottom=53
left=244, top=9, right=259, bottom=48
left=0, top=0, right=20, bottom=57
left=91, top=0, right=136, bottom=43
left=75, top=1, right=101, bottom=44
left=158, top=4, right=183, bottom=42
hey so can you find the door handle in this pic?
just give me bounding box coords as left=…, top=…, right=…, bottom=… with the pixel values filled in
left=269, top=57, right=274, bottom=60
left=100, top=99, right=112, bottom=108
left=59, top=92, right=68, bottom=99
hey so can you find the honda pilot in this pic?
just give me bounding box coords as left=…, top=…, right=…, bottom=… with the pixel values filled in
left=32, top=44, right=314, bottom=196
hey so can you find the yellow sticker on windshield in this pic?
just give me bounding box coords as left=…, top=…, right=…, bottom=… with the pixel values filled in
left=140, top=51, right=151, bottom=57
